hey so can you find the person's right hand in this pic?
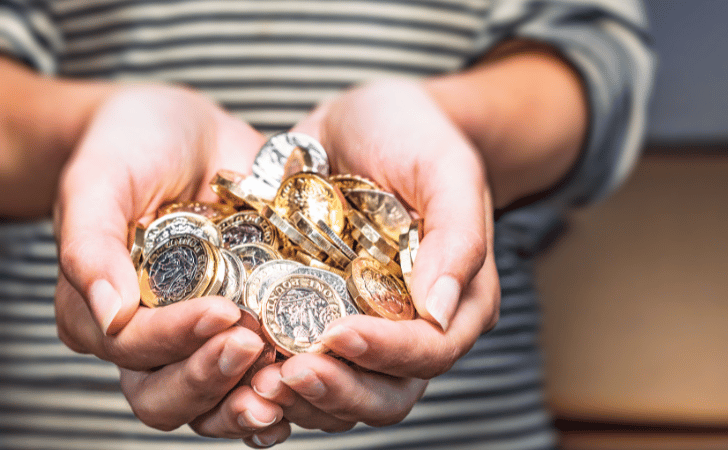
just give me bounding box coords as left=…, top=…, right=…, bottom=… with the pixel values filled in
left=53, top=85, right=288, bottom=441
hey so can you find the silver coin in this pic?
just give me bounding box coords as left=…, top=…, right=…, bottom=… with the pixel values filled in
left=292, top=266, right=360, bottom=316
left=230, top=242, right=281, bottom=274
left=252, top=132, right=330, bottom=196
left=245, top=259, right=301, bottom=313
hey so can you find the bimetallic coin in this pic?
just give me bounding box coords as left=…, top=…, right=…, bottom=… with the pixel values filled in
left=253, top=132, right=330, bottom=195
left=218, top=211, right=278, bottom=250
left=210, top=169, right=251, bottom=208
left=129, top=223, right=145, bottom=271
left=244, top=259, right=301, bottom=315
left=346, top=257, right=415, bottom=321
left=314, top=219, right=357, bottom=261
left=329, top=174, right=382, bottom=193
left=202, top=244, right=227, bottom=297
left=407, top=218, right=424, bottom=263
left=158, top=201, right=235, bottom=223
left=398, top=231, right=414, bottom=292
left=345, top=189, right=412, bottom=243
left=230, top=242, right=282, bottom=274
left=347, top=209, right=398, bottom=265
left=139, top=234, right=217, bottom=307
left=261, top=274, right=345, bottom=356
left=290, top=211, right=350, bottom=269
left=261, top=205, right=328, bottom=261
left=293, top=266, right=360, bottom=316
left=218, top=249, right=246, bottom=304
left=143, top=212, right=222, bottom=257
left=273, top=172, right=347, bottom=236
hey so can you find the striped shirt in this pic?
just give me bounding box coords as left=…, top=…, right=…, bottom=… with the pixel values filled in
left=0, top=1, right=655, bottom=449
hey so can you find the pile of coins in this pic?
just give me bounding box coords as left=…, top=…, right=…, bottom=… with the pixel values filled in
left=130, top=132, right=423, bottom=371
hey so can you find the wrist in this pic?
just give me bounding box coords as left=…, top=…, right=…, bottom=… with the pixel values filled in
left=424, top=40, right=588, bottom=208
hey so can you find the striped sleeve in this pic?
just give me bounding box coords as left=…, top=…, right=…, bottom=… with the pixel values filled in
left=480, top=0, right=656, bottom=206
left=0, top=0, right=62, bottom=73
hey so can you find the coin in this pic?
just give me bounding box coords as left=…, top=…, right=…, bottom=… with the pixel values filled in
left=218, top=249, right=246, bottom=304
left=143, top=212, right=222, bottom=257
left=261, top=205, right=328, bottom=261
left=245, top=259, right=301, bottom=314
left=253, top=132, right=330, bottom=196
left=407, top=218, right=424, bottom=264
left=347, top=209, right=398, bottom=265
left=210, top=169, right=251, bottom=208
left=290, top=211, right=350, bottom=269
left=346, top=257, right=415, bottom=320
left=399, top=231, right=414, bottom=291
left=291, top=251, right=347, bottom=278
left=218, top=211, right=278, bottom=250
left=345, top=189, right=412, bottom=243
left=273, top=172, right=347, bottom=236
left=202, top=243, right=227, bottom=297
left=329, top=174, right=382, bottom=192
left=283, top=145, right=324, bottom=179
left=261, top=273, right=345, bottom=356
left=158, top=201, right=235, bottom=223
left=230, top=242, right=282, bottom=274
left=314, top=218, right=358, bottom=261
left=292, top=266, right=360, bottom=316
left=128, top=223, right=145, bottom=271
left=139, top=234, right=217, bottom=307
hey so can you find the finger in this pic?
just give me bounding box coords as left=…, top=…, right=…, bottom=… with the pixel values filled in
left=321, top=260, right=500, bottom=379
left=190, top=385, right=283, bottom=439
left=120, top=326, right=264, bottom=431
left=279, top=353, right=427, bottom=427
left=251, top=361, right=355, bottom=433
left=56, top=273, right=242, bottom=370
left=243, top=421, right=292, bottom=449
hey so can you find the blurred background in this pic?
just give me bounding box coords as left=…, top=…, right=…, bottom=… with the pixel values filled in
left=537, top=1, right=728, bottom=448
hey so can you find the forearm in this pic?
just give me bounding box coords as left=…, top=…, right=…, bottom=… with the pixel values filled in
left=0, top=57, right=115, bottom=218
left=425, top=40, right=588, bottom=210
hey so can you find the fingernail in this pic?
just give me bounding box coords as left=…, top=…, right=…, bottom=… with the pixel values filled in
left=239, top=409, right=277, bottom=429
left=425, top=275, right=461, bottom=332
left=252, top=433, right=276, bottom=448
left=193, top=302, right=241, bottom=337
left=280, top=368, right=326, bottom=399
left=88, top=279, right=122, bottom=335
left=219, top=335, right=262, bottom=377
left=321, top=325, right=367, bottom=358
left=252, top=379, right=281, bottom=400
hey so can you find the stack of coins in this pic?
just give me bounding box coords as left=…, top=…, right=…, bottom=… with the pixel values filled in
left=132, top=132, right=423, bottom=376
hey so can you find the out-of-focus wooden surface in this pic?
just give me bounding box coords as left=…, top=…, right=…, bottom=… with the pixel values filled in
left=536, top=154, right=728, bottom=438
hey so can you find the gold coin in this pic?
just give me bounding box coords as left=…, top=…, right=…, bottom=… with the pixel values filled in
left=218, top=211, right=279, bottom=250
left=143, top=212, right=221, bottom=257
left=345, top=189, right=412, bottom=243
left=158, top=201, right=235, bottom=223
left=202, top=244, right=227, bottom=297
left=283, top=146, right=318, bottom=179
left=291, top=250, right=347, bottom=278
left=230, top=242, right=282, bottom=275
left=237, top=304, right=278, bottom=386
left=210, top=169, right=251, bottom=209
left=329, top=174, right=382, bottom=192
left=290, top=211, right=350, bottom=269
left=346, top=256, right=415, bottom=320
left=261, top=205, right=328, bottom=261
left=139, top=234, right=217, bottom=307
left=347, top=209, right=398, bottom=265
left=260, top=273, right=345, bottom=357
left=273, top=173, right=347, bottom=236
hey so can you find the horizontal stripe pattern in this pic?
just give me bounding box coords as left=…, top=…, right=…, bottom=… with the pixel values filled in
left=0, top=0, right=652, bottom=448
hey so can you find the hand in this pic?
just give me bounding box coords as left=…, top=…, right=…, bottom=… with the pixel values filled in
left=251, top=78, right=500, bottom=431
left=53, top=85, right=287, bottom=440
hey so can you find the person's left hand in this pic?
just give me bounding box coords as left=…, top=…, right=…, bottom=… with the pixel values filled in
left=249, top=78, right=501, bottom=433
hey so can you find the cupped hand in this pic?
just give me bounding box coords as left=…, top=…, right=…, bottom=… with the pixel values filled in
left=52, top=85, right=286, bottom=437
left=251, top=78, right=500, bottom=431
